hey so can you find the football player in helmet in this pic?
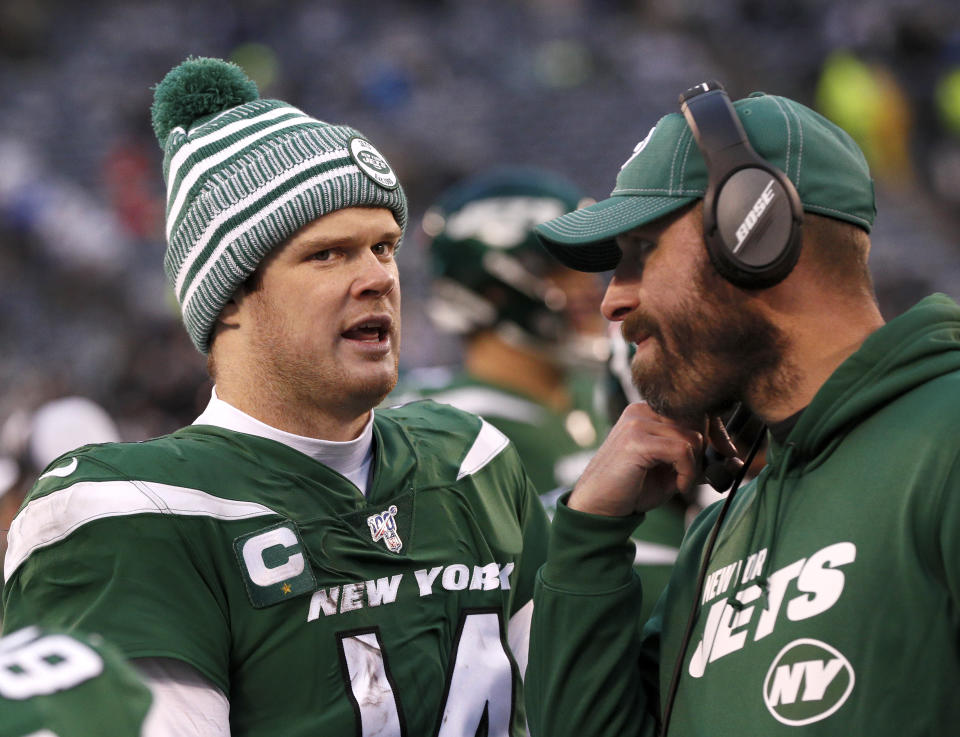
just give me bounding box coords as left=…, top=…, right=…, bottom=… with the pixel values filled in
left=394, top=167, right=608, bottom=496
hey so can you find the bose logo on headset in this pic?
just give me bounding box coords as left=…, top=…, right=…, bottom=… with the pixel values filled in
left=679, top=81, right=803, bottom=288
left=734, top=179, right=776, bottom=253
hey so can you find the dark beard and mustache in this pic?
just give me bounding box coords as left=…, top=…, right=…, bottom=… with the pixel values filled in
left=624, top=267, right=794, bottom=425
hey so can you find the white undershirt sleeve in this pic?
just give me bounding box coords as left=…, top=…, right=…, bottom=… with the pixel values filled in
left=133, top=657, right=231, bottom=737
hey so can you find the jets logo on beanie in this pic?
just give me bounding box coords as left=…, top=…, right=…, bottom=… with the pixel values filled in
left=151, top=56, right=408, bottom=353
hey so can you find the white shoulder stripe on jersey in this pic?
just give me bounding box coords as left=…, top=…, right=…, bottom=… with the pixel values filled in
left=457, top=419, right=510, bottom=480
left=425, top=387, right=546, bottom=426
left=4, top=481, right=277, bottom=582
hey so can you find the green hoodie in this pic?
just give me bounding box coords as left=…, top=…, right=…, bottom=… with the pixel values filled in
left=527, top=294, right=960, bottom=737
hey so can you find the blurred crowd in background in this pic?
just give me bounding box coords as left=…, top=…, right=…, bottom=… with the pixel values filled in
left=1, top=0, right=959, bottom=477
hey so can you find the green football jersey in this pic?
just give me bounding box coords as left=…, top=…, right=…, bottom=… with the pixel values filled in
left=393, top=369, right=681, bottom=625
left=0, top=627, right=153, bottom=737
left=389, top=370, right=603, bottom=495
left=3, top=401, right=549, bottom=737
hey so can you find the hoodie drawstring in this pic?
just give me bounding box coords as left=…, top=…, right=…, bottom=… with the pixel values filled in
left=752, top=441, right=796, bottom=608
left=724, top=440, right=797, bottom=613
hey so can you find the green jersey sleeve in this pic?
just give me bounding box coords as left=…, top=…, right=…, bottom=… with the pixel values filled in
left=0, top=626, right=153, bottom=737
left=2, top=451, right=242, bottom=691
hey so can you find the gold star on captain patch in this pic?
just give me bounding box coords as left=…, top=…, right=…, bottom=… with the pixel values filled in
left=281, top=582, right=292, bottom=594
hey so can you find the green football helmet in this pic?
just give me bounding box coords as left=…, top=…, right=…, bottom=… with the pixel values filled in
left=424, top=167, right=600, bottom=355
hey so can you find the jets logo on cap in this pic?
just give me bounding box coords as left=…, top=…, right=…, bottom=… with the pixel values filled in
left=349, top=137, right=399, bottom=190
left=620, top=126, right=656, bottom=171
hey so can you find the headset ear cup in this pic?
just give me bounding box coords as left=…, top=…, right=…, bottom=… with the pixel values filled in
left=701, top=179, right=734, bottom=283
left=680, top=82, right=804, bottom=289
left=704, top=166, right=803, bottom=289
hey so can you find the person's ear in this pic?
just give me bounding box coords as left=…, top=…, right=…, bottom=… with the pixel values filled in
left=218, top=296, right=242, bottom=328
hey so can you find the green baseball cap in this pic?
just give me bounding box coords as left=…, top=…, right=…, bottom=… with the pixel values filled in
left=535, top=91, right=876, bottom=272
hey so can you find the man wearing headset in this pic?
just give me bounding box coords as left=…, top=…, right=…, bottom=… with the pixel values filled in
left=525, top=83, right=960, bottom=736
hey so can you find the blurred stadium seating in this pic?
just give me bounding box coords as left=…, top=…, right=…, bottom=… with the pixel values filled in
left=0, top=0, right=957, bottom=436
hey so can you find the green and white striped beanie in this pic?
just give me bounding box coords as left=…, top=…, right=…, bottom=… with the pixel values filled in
left=151, top=56, right=408, bottom=353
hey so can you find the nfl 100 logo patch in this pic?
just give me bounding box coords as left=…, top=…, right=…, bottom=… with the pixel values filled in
left=367, top=505, right=403, bottom=553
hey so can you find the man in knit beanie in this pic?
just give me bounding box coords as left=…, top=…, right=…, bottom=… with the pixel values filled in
left=3, top=57, right=550, bottom=737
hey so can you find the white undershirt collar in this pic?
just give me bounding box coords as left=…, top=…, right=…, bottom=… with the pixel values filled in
left=193, top=388, right=375, bottom=495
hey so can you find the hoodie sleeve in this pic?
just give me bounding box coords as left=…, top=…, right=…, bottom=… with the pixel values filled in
left=935, top=451, right=960, bottom=605
left=526, top=496, right=660, bottom=737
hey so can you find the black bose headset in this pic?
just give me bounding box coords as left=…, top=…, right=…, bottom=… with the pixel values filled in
left=679, top=80, right=803, bottom=289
